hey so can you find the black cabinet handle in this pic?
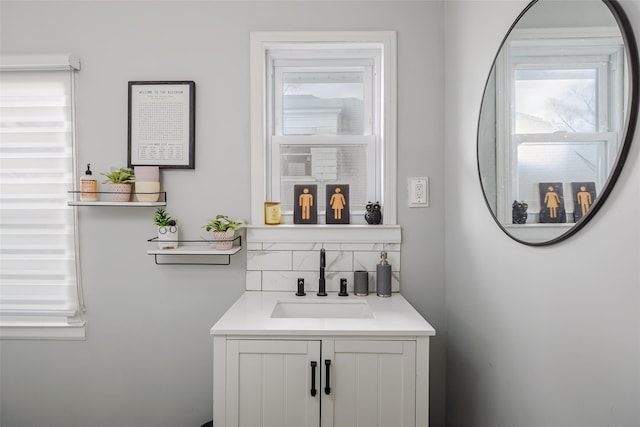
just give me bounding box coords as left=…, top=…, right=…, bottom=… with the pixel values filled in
left=324, top=359, right=332, bottom=395
left=310, top=361, right=317, bottom=397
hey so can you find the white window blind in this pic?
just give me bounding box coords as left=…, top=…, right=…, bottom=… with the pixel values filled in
left=0, top=55, right=85, bottom=339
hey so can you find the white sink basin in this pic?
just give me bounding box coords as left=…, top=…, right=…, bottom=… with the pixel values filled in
left=271, top=300, right=374, bottom=319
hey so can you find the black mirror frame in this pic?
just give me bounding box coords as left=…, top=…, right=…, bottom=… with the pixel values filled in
left=477, top=0, right=639, bottom=246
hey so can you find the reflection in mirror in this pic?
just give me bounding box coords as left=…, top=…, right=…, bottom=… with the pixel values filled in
left=478, top=0, right=638, bottom=245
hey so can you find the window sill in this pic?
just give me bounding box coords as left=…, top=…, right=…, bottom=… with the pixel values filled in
left=247, top=224, right=401, bottom=244
left=1, top=319, right=86, bottom=340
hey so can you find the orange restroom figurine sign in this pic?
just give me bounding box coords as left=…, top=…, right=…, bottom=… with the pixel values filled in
left=571, top=181, right=596, bottom=222
left=294, top=184, right=317, bottom=224
left=538, top=182, right=566, bottom=223
left=326, top=184, right=350, bottom=224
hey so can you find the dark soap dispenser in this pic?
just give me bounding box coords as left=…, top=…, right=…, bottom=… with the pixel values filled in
left=376, top=251, right=392, bottom=297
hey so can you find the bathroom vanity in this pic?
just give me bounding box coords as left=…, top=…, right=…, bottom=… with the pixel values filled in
left=211, top=291, right=436, bottom=427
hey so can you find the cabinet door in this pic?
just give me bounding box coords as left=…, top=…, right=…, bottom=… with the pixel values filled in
left=321, top=339, right=417, bottom=427
left=226, top=339, right=321, bottom=427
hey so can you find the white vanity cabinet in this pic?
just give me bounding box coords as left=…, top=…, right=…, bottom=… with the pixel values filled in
left=222, top=339, right=320, bottom=427
left=324, top=339, right=418, bottom=427
left=211, top=292, right=435, bottom=427
left=216, top=336, right=424, bottom=427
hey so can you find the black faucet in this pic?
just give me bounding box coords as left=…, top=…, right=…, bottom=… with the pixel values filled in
left=317, top=248, right=327, bottom=296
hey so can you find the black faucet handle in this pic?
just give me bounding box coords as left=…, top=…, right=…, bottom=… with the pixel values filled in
left=338, top=278, right=348, bottom=296
left=296, top=278, right=306, bottom=296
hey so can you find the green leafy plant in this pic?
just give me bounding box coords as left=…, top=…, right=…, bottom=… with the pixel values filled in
left=203, top=214, right=244, bottom=237
left=152, top=207, right=177, bottom=227
left=101, top=167, right=135, bottom=184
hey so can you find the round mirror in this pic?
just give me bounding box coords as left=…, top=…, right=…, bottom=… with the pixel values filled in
left=477, top=0, right=638, bottom=245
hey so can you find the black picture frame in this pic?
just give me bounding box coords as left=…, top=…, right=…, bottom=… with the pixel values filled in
left=128, top=81, right=195, bottom=169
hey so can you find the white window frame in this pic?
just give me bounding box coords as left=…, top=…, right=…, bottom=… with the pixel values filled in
left=0, top=54, right=86, bottom=340
left=270, top=57, right=378, bottom=215
left=250, top=32, right=397, bottom=230
left=495, top=27, right=626, bottom=224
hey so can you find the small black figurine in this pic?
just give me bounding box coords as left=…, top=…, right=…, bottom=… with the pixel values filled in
left=512, top=200, right=528, bottom=224
left=365, top=201, right=382, bottom=224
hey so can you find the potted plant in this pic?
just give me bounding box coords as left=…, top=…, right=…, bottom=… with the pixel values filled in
left=101, top=167, right=135, bottom=202
left=204, top=214, right=244, bottom=250
left=153, top=207, right=178, bottom=249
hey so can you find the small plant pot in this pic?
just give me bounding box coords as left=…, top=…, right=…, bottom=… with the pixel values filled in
left=135, top=181, right=160, bottom=202
left=158, top=225, right=179, bottom=249
left=109, top=183, right=132, bottom=202
left=213, top=231, right=234, bottom=250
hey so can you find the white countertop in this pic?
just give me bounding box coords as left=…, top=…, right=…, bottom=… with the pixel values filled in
left=210, top=291, right=436, bottom=337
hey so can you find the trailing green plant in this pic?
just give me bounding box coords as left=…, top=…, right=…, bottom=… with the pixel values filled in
left=152, top=207, right=177, bottom=227
left=101, top=167, right=135, bottom=184
left=203, top=214, right=244, bottom=237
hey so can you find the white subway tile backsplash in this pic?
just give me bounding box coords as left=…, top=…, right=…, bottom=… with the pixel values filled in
left=247, top=250, right=292, bottom=271
left=246, top=242, right=263, bottom=251
left=264, top=242, right=322, bottom=251
left=326, top=251, right=353, bottom=271
left=322, top=243, right=383, bottom=251
left=292, top=251, right=318, bottom=271
left=246, top=271, right=262, bottom=291
left=291, top=250, right=353, bottom=271
left=246, top=235, right=401, bottom=293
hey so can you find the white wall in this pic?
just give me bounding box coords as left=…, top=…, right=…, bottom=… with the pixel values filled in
left=445, top=1, right=640, bottom=426
left=0, top=1, right=446, bottom=426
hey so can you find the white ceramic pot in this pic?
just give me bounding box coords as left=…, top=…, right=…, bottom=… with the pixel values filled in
left=213, top=231, right=233, bottom=250
left=135, top=181, right=160, bottom=202
left=158, top=225, right=179, bottom=249
left=109, top=183, right=132, bottom=202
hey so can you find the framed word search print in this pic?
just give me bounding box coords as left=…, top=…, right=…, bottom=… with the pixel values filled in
left=128, top=81, right=195, bottom=169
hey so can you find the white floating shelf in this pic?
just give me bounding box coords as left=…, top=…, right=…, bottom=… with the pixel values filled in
left=68, top=200, right=166, bottom=207
left=67, top=191, right=167, bottom=207
left=147, top=246, right=241, bottom=256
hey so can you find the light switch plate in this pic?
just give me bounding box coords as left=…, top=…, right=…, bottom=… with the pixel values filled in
left=408, top=177, right=429, bottom=207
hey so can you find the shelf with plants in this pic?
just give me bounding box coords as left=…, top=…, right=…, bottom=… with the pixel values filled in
left=67, top=191, right=167, bottom=207
left=147, top=210, right=244, bottom=265
left=69, top=166, right=166, bottom=206
left=146, top=236, right=242, bottom=265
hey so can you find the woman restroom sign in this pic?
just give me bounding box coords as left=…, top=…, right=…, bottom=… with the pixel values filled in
left=326, top=184, right=349, bottom=224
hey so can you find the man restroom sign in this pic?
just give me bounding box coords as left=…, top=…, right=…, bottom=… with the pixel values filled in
left=326, top=184, right=350, bottom=224
left=294, top=184, right=317, bottom=224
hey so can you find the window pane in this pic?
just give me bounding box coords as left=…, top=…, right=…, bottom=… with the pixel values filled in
left=515, top=68, right=597, bottom=133
left=516, top=141, right=605, bottom=213
left=279, top=144, right=368, bottom=213
left=283, top=71, right=365, bottom=136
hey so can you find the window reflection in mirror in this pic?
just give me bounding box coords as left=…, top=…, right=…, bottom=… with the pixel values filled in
left=478, top=0, right=638, bottom=245
left=497, top=29, right=625, bottom=224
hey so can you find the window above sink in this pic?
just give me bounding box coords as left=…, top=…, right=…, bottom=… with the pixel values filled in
left=249, top=31, right=398, bottom=228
